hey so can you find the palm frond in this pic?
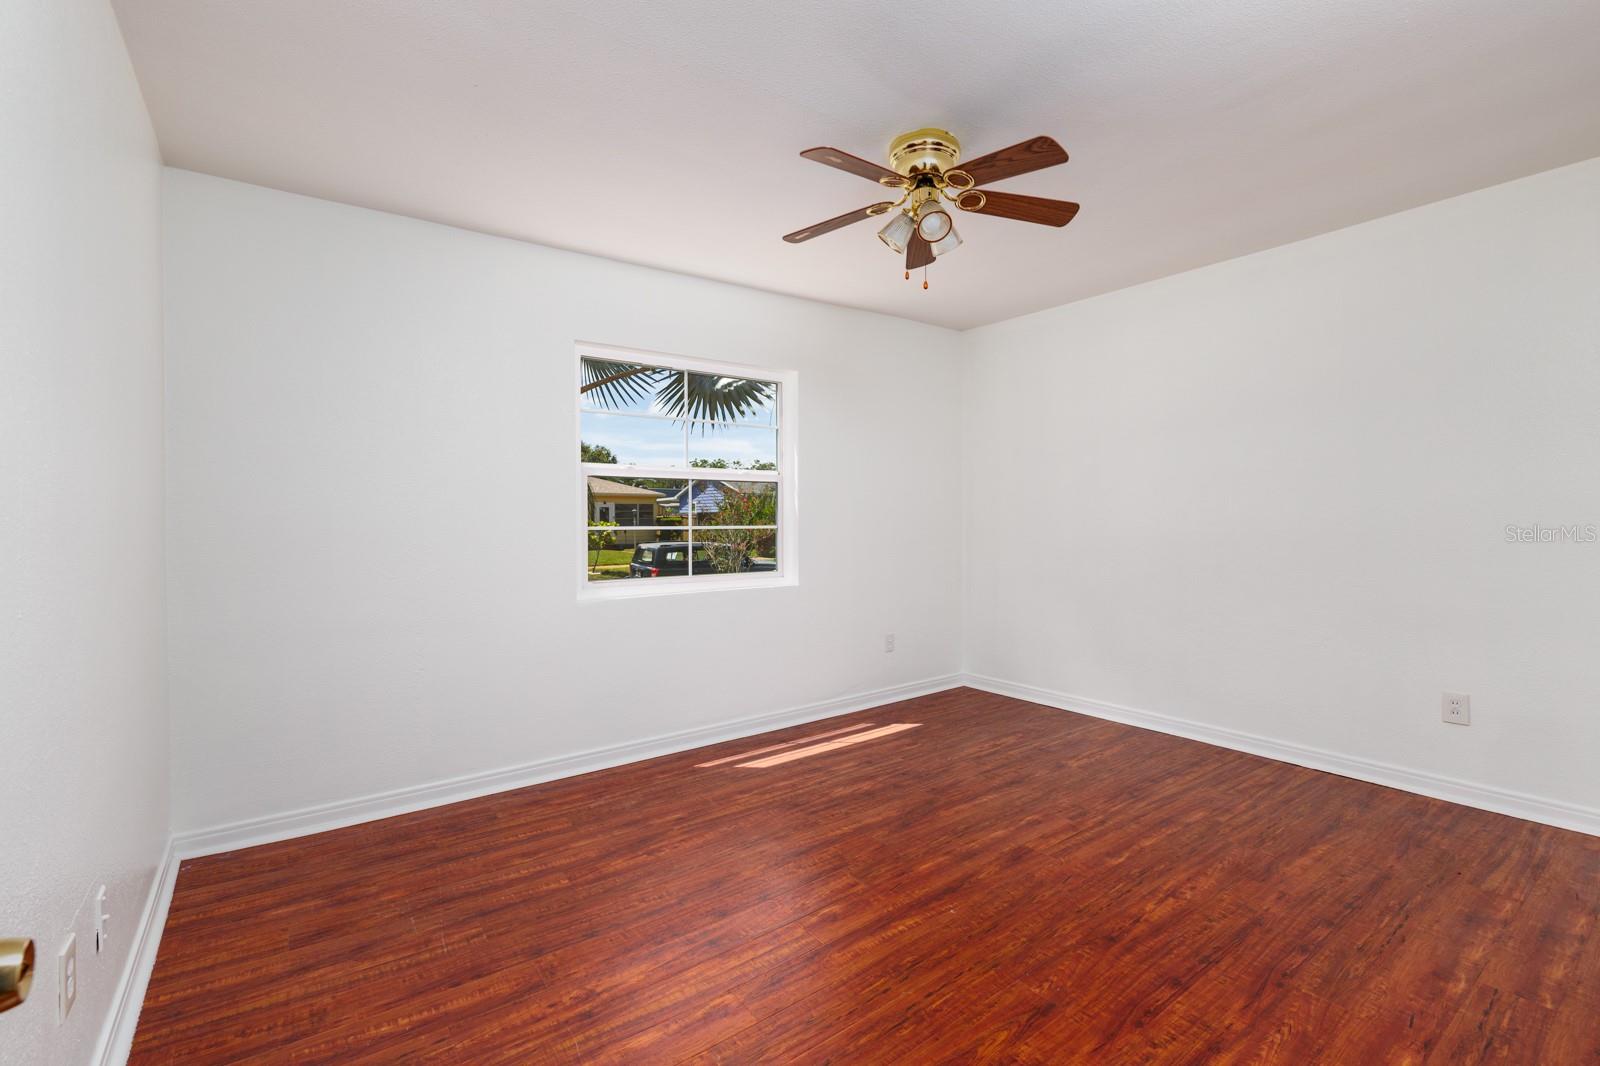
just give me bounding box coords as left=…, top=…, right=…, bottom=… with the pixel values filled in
left=659, top=372, right=776, bottom=427
left=581, top=359, right=776, bottom=427
left=579, top=359, right=672, bottom=411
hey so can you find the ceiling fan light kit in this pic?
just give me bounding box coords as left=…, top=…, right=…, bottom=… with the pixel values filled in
left=876, top=209, right=915, bottom=252
left=783, top=127, right=1079, bottom=288
left=916, top=200, right=954, bottom=243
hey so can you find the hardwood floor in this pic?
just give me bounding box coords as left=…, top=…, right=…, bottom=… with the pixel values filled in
left=130, top=688, right=1600, bottom=1064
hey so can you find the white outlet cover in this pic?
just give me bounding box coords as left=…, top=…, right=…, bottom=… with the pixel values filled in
left=1442, top=692, right=1471, bottom=725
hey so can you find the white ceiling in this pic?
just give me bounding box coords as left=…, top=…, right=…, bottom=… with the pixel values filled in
left=114, top=0, right=1600, bottom=331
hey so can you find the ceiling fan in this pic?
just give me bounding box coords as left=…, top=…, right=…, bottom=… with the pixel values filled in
left=782, top=128, right=1079, bottom=287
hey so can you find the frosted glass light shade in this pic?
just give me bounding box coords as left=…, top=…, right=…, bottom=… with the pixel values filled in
left=877, top=210, right=915, bottom=252
left=916, top=202, right=953, bottom=242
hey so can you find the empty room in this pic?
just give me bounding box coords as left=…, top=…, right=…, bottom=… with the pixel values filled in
left=4, top=0, right=1599, bottom=1062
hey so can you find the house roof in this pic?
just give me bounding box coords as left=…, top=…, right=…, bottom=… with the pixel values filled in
left=674, top=483, right=726, bottom=515
left=586, top=477, right=664, bottom=499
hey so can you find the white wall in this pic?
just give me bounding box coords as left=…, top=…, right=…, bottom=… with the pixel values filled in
left=0, top=12, right=1592, bottom=1059
left=163, top=169, right=964, bottom=834
left=964, top=157, right=1600, bottom=818
left=164, top=158, right=1600, bottom=839
left=0, top=2, right=167, bottom=1063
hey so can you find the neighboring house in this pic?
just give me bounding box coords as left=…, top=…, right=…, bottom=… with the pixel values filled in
left=590, top=478, right=763, bottom=549
left=587, top=477, right=667, bottom=547
left=658, top=481, right=727, bottom=517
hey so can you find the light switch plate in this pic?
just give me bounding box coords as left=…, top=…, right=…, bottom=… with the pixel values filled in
left=94, top=885, right=109, bottom=953
left=58, top=933, right=77, bottom=1022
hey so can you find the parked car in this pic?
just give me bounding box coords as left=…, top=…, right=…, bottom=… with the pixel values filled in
left=628, top=541, right=776, bottom=576
left=629, top=542, right=708, bottom=577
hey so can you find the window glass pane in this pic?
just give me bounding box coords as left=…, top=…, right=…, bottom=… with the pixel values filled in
left=580, top=411, right=686, bottom=467
left=688, top=423, right=777, bottom=470
left=683, top=480, right=777, bottom=527
left=586, top=534, right=702, bottom=582
left=579, top=359, right=682, bottom=416
left=584, top=530, right=640, bottom=582
left=583, top=476, right=686, bottom=527
left=692, top=528, right=779, bottom=575
left=684, top=372, right=778, bottom=426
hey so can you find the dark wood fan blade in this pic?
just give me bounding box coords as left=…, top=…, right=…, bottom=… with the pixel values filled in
left=782, top=202, right=895, bottom=243
left=961, top=190, right=1079, bottom=227
left=906, top=231, right=935, bottom=271
left=800, top=147, right=907, bottom=187
left=958, top=136, right=1068, bottom=187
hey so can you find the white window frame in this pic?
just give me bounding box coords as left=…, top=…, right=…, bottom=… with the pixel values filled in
left=576, top=341, right=799, bottom=601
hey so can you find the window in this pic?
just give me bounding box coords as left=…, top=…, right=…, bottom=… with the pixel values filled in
left=577, top=343, right=796, bottom=597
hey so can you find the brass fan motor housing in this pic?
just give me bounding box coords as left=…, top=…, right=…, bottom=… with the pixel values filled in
left=888, top=128, right=961, bottom=177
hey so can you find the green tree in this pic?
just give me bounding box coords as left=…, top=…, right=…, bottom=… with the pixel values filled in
left=688, top=458, right=777, bottom=471
left=697, top=486, right=777, bottom=574
left=587, top=521, right=618, bottom=572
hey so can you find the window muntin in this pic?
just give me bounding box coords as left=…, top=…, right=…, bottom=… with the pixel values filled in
left=578, top=348, right=788, bottom=593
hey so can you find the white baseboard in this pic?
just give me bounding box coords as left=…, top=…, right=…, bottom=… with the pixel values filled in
left=962, top=673, right=1600, bottom=837
left=94, top=837, right=179, bottom=1066
left=173, top=674, right=964, bottom=859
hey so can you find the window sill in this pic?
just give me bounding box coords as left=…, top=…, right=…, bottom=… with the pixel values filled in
left=577, top=573, right=798, bottom=602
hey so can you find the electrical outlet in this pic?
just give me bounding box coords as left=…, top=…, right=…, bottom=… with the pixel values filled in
left=94, top=885, right=110, bottom=953
left=1442, top=692, right=1471, bottom=726
left=883, top=633, right=895, bottom=653
left=58, top=933, right=77, bottom=1022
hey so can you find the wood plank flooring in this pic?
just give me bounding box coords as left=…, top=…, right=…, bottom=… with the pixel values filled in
left=130, top=688, right=1600, bottom=1064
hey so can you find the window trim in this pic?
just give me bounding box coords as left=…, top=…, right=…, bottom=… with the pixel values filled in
left=575, top=341, right=799, bottom=601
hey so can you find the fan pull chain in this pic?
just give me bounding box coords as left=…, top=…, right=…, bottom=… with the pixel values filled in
left=904, top=270, right=910, bottom=281
left=923, top=267, right=929, bottom=291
